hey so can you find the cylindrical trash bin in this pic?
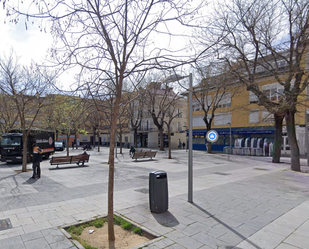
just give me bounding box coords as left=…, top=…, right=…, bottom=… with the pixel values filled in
left=149, top=170, right=168, bottom=213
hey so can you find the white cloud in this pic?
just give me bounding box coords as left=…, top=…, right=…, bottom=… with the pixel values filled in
left=0, top=8, right=52, bottom=65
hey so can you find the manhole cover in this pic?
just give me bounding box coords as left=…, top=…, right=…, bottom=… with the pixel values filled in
left=135, top=188, right=148, bottom=194
left=0, top=219, right=12, bottom=231
left=213, top=172, right=231, bottom=176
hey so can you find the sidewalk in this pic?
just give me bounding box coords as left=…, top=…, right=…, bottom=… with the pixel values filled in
left=0, top=147, right=309, bottom=248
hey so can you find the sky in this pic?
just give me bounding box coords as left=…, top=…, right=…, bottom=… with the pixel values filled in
left=0, top=2, right=205, bottom=91
left=0, top=7, right=53, bottom=66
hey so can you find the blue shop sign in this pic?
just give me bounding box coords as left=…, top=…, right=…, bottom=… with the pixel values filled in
left=189, top=129, right=274, bottom=136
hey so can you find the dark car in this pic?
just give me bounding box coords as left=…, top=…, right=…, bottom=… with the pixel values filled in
left=54, top=141, right=65, bottom=151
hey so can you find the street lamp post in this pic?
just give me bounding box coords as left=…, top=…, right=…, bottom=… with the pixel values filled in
left=165, top=73, right=193, bottom=203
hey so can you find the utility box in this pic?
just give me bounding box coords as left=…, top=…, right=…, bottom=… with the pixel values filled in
left=149, top=170, right=168, bottom=213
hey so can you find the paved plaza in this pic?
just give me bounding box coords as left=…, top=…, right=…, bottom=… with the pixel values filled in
left=1, top=147, right=309, bottom=249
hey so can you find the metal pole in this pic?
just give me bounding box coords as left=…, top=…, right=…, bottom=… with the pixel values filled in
left=188, top=73, right=193, bottom=203
left=305, top=110, right=309, bottom=166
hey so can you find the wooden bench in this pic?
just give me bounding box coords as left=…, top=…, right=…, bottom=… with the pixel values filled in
left=132, top=151, right=157, bottom=161
left=50, top=154, right=90, bottom=168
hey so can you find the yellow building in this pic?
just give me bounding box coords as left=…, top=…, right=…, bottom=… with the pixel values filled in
left=189, top=61, right=309, bottom=155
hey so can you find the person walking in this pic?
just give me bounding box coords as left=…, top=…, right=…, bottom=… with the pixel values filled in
left=30, top=144, right=42, bottom=179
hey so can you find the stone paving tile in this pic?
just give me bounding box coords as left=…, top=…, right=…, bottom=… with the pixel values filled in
left=191, top=232, right=229, bottom=249
left=0, top=236, right=26, bottom=249
left=24, top=237, right=51, bottom=249
left=146, top=238, right=176, bottom=249
left=41, top=228, right=68, bottom=244
left=173, top=235, right=204, bottom=249
left=275, top=243, right=302, bottom=249
left=283, top=233, right=309, bottom=249
left=236, top=229, right=285, bottom=249
left=0, top=226, right=25, bottom=240
left=71, top=211, right=97, bottom=221
left=22, top=220, right=52, bottom=234
left=21, top=230, right=43, bottom=242
left=263, top=222, right=295, bottom=237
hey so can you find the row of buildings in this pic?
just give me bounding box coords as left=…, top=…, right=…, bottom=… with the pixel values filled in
left=75, top=58, right=309, bottom=156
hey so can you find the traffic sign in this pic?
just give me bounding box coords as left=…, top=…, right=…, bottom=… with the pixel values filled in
left=206, top=130, right=218, bottom=143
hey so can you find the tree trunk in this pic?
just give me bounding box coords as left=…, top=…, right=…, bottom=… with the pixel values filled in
left=66, top=132, right=70, bottom=156
left=167, top=126, right=172, bottom=159
left=75, top=133, right=78, bottom=149
left=207, top=141, right=212, bottom=153
left=285, top=110, right=300, bottom=171
left=93, top=127, right=96, bottom=149
left=206, top=123, right=212, bottom=153
left=22, top=132, right=28, bottom=172
left=119, top=132, right=123, bottom=154
left=97, top=132, right=100, bottom=152
left=107, top=83, right=123, bottom=242
left=272, top=114, right=284, bottom=163
left=159, top=128, right=164, bottom=151
left=134, top=128, right=138, bottom=147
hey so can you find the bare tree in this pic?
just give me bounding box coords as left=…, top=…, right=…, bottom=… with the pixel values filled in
left=4, top=0, right=205, bottom=242
left=0, top=52, right=54, bottom=171
left=145, top=81, right=181, bottom=151
left=125, top=90, right=145, bottom=148
left=164, top=94, right=183, bottom=159
left=0, top=94, right=19, bottom=134
left=199, top=0, right=309, bottom=170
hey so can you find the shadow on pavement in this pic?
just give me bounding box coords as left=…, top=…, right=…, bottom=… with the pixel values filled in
left=192, top=203, right=262, bottom=249
left=151, top=211, right=179, bottom=227
left=48, top=165, right=89, bottom=170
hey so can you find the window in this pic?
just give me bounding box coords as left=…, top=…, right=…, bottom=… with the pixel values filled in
left=249, top=91, right=259, bottom=104
left=192, top=99, right=201, bottom=111
left=214, top=113, right=231, bottom=126
left=217, top=93, right=231, bottom=108
left=262, top=83, right=284, bottom=101
left=249, top=110, right=259, bottom=123
left=261, top=110, right=273, bottom=123
left=177, top=122, right=182, bottom=131
left=193, top=116, right=205, bottom=127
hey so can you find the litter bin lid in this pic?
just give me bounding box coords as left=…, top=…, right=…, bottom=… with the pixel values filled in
left=151, top=170, right=166, bottom=175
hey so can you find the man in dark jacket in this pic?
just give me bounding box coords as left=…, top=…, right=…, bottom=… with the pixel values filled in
left=31, top=144, right=42, bottom=179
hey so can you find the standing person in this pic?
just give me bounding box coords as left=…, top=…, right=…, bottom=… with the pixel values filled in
left=31, top=144, right=42, bottom=179
left=72, top=140, right=75, bottom=149
left=182, top=142, right=185, bottom=149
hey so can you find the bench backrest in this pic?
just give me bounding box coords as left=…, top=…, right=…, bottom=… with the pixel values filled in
left=71, top=154, right=90, bottom=161
left=132, top=152, right=146, bottom=158
left=51, top=156, right=71, bottom=163
left=145, top=151, right=157, bottom=157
